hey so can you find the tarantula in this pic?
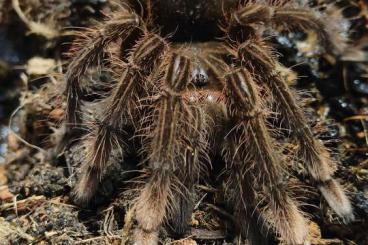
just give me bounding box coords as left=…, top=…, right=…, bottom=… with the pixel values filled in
left=64, top=0, right=354, bottom=244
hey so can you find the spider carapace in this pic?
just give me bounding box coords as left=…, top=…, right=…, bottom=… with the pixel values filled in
left=64, top=0, right=354, bottom=244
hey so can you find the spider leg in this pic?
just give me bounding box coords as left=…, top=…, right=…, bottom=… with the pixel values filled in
left=134, top=54, right=209, bottom=244
left=73, top=33, right=167, bottom=203
left=65, top=6, right=141, bottom=128
left=224, top=68, right=309, bottom=244
left=232, top=0, right=346, bottom=53
left=235, top=39, right=354, bottom=223
left=222, top=143, right=270, bottom=244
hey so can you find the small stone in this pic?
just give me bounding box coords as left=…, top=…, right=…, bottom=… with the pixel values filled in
left=351, top=78, right=368, bottom=95
left=0, top=166, right=7, bottom=185
left=328, top=97, right=358, bottom=120
left=172, top=239, right=197, bottom=245
left=26, top=57, right=56, bottom=75
left=344, top=63, right=368, bottom=95
left=320, top=123, right=340, bottom=142
left=7, top=131, right=19, bottom=151
left=49, top=108, right=65, bottom=121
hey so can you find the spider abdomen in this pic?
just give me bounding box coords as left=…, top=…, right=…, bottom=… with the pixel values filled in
left=152, top=0, right=238, bottom=41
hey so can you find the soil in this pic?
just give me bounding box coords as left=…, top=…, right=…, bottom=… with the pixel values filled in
left=0, top=0, right=367, bottom=244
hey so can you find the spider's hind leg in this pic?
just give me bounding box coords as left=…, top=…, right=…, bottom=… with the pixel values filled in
left=232, top=0, right=347, bottom=54
left=133, top=54, right=209, bottom=243
left=223, top=68, right=309, bottom=244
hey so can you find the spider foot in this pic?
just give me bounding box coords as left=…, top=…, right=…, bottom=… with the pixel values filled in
left=72, top=167, right=99, bottom=205
left=133, top=228, right=159, bottom=245
left=318, top=179, right=355, bottom=223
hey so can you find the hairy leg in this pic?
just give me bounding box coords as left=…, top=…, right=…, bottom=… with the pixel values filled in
left=65, top=5, right=141, bottom=128
left=224, top=68, right=309, bottom=244
left=73, top=33, right=167, bottom=203
left=134, top=54, right=209, bottom=244
left=223, top=142, right=270, bottom=245
left=231, top=0, right=347, bottom=53
left=234, top=38, right=354, bottom=222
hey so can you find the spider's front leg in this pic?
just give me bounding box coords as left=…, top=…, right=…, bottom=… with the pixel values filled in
left=223, top=68, right=309, bottom=244
left=73, top=33, right=167, bottom=203
left=65, top=5, right=141, bottom=128
left=234, top=38, right=354, bottom=223
left=134, top=54, right=209, bottom=244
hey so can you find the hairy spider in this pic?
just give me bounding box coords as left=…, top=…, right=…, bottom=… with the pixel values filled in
left=64, top=0, right=354, bottom=243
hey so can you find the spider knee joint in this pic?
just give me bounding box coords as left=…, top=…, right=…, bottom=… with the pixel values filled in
left=233, top=4, right=272, bottom=25
left=225, top=68, right=261, bottom=114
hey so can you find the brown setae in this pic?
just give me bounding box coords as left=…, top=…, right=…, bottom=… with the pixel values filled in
left=63, top=0, right=354, bottom=244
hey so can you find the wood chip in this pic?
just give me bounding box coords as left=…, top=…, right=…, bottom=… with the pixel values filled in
left=0, top=186, right=14, bottom=201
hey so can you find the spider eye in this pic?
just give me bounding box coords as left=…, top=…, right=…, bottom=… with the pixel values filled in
left=192, top=67, right=209, bottom=87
